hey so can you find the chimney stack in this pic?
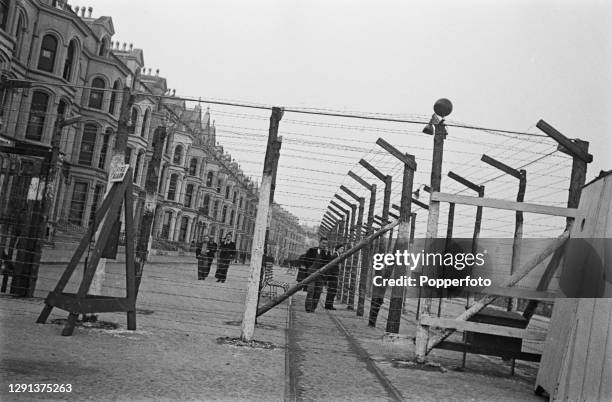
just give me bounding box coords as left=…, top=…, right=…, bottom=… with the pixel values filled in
left=122, top=42, right=127, bottom=50
left=156, top=69, right=159, bottom=76
left=81, top=7, right=85, bottom=17
left=129, top=43, right=133, bottom=51
left=74, top=6, right=80, bottom=15
left=148, top=68, right=152, bottom=75
left=87, top=7, right=92, bottom=17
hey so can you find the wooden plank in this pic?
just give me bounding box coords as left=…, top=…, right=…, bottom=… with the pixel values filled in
left=420, top=315, right=547, bottom=341
left=375, top=138, right=417, bottom=170
left=348, top=170, right=373, bottom=191
left=582, top=299, right=612, bottom=401
left=438, top=341, right=541, bottom=362
left=477, top=286, right=559, bottom=300
left=481, top=154, right=522, bottom=179
left=430, top=192, right=577, bottom=217
left=565, top=299, right=597, bottom=401
left=536, top=120, right=593, bottom=163
left=448, top=171, right=482, bottom=193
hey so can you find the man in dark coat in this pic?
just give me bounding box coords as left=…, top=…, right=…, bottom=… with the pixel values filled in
left=324, top=244, right=345, bottom=310
left=204, top=236, right=217, bottom=278
left=196, top=235, right=216, bottom=280
left=298, top=237, right=332, bottom=312
left=215, top=232, right=236, bottom=283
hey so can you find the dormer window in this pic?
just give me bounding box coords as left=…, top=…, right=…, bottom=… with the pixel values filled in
left=99, top=37, right=109, bottom=56
left=38, top=34, right=58, bottom=72
left=88, top=78, right=105, bottom=109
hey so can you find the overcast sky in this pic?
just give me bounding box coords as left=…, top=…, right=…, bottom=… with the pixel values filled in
left=91, top=0, right=611, bottom=235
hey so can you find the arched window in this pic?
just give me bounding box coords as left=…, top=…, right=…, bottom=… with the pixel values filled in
left=225, top=185, right=230, bottom=199
left=221, top=205, right=228, bottom=223
left=229, top=210, right=235, bottom=225
left=173, top=145, right=183, bottom=165
left=202, top=194, right=210, bottom=215
left=178, top=217, right=189, bottom=242
left=37, top=34, right=58, bottom=72
left=25, top=91, right=49, bottom=140
left=128, top=107, right=138, bottom=134
left=184, top=184, right=194, bottom=208
left=108, top=80, right=120, bottom=115
left=167, top=174, right=178, bottom=201
left=189, top=158, right=197, bottom=176
left=88, top=77, right=105, bottom=109
left=15, top=13, right=26, bottom=59
left=98, top=37, right=108, bottom=56
left=63, top=40, right=76, bottom=81
left=206, top=171, right=214, bottom=187
left=78, top=124, right=97, bottom=166
left=140, top=109, right=150, bottom=137
left=232, top=191, right=237, bottom=204
left=98, top=128, right=112, bottom=169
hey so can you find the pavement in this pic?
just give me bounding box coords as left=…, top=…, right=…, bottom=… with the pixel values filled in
left=1, top=255, right=289, bottom=401
left=0, top=251, right=546, bottom=401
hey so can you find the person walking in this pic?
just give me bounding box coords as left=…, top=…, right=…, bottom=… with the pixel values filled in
left=324, top=244, right=344, bottom=310
left=195, top=239, right=206, bottom=280
left=299, top=237, right=331, bottom=312
left=195, top=236, right=215, bottom=280
left=215, top=232, right=236, bottom=283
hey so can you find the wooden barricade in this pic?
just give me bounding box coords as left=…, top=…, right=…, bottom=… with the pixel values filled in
left=36, top=168, right=137, bottom=336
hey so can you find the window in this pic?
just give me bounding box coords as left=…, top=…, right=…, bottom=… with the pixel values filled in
left=124, top=147, right=132, bottom=165
left=128, top=107, right=138, bottom=134
left=68, top=181, right=88, bottom=225
left=229, top=210, right=235, bottom=226
left=25, top=91, right=49, bottom=141
left=38, top=34, right=58, bottom=72
left=133, top=151, right=143, bottom=183
left=184, top=184, right=194, bottom=208
left=212, top=200, right=219, bottom=219
left=178, top=217, right=189, bottom=242
left=63, top=40, right=76, bottom=81
left=89, top=184, right=103, bottom=226
left=239, top=196, right=243, bottom=209
left=108, top=80, right=120, bottom=115
left=0, top=0, right=8, bottom=31
left=242, top=215, right=247, bottom=230
left=202, top=194, right=210, bottom=215
left=88, top=77, right=105, bottom=109
left=140, top=109, right=150, bottom=137
left=206, top=171, right=214, bottom=187
left=167, top=174, right=178, bottom=201
left=161, top=211, right=172, bottom=239
left=232, top=191, right=237, bottom=204
left=99, top=37, right=108, bottom=56
left=225, top=186, right=230, bottom=199
left=188, top=158, right=197, bottom=176
left=98, top=130, right=111, bottom=169
left=221, top=205, right=228, bottom=223
left=78, top=124, right=97, bottom=166
left=216, top=178, right=222, bottom=193
left=173, top=145, right=183, bottom=165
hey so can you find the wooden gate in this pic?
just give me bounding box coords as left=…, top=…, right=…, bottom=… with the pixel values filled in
left=0, top=141, right=51, bottom=297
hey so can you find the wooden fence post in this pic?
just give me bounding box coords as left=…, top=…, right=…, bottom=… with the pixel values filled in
left=241, top=107, right=283, bottom=341
left=348, top=171, right=376, bottom=316
left=415, top=106, right=449, bottom=363
left=340, top=185, right=365, bottom=310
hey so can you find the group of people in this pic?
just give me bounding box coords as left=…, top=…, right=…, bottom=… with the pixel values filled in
left=195, top=232, right=236, bottom=283
left=296, top=237, right=345, bottom=313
